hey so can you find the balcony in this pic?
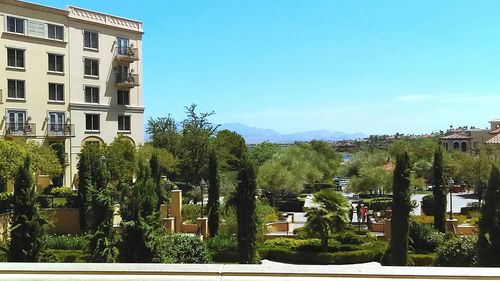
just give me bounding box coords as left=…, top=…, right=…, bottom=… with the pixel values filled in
left=116, top=72, right=139, bottom=88
left=115, top=46, right=139, bottom=63
left=5, top=123, right=36, bottom=137
left=47, top=123, right=75, bottom=138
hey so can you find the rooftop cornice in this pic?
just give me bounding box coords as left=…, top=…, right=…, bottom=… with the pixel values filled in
left=0, top=0, right=68, bottom=16
left=67, top=6, right=143, bottom=33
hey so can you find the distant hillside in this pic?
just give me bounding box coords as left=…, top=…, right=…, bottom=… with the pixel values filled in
left=218, top=123, right=365, bottom=144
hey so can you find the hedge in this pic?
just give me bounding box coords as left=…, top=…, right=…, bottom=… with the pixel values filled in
left=421, top=194, right=434, bottom=216
left=262, top=248, right=382, bottom=264
left=44, top=249, right=88, bottom=263
left=409, top=253, right=436, bottom=266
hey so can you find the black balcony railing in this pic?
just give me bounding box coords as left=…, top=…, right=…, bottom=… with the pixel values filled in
left=47, top=123, right=75, bottom=137
left=5, top=123, right=36, bottom=136
left=116, top=72, right=139, bottom=87
left=115, top=46, right=139, bottom=62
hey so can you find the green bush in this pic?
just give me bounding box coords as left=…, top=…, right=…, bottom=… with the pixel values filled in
left=369, top=198, right=392, bottom=212
left=263, top=237, right=308, bottom=249
left=165, top=234, right=212, bottom=263
left=0, top=192, right=13, bottom=213
left=43, top=249, right=88, bottom=263
left=334, top=231, right=365, bottom=245
left=37, top=194, right=54, bottom=208
left=182, top=204, right=202, bottom=224
left=46, top=234, right=89, bottom=250
left=409, top=220, right=444, bottom=253
left=207, top=233, right=237, bottom=252
left=421, top=194, right=434, bottom=216
left=264, top=248, right=381, bottom=264
left=436, top=235, right=477, bottom=267
left=50, top=187, right=74, bottom=198
left=293, top=227, right=308, bottom=239
left=409, top=253, right=436, bottom=266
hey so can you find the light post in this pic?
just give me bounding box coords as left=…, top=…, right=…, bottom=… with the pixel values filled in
left=448, top=178, right=454, bottom=219
left=200, top=178, right=206, bottom=218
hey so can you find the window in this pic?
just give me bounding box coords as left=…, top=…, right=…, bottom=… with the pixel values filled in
left=7, top=111, right=26, bottom=133
left=84, top=86, right=99, bottom=103
left=48, top=112, right=65, bottom=132
left=85, top=114, right=100, bottom=131
left=49, top=83, right=64, bottom=102
left=7, top=48, right=24, bottom=68
left=116, top=37, right=129, bottom=55
left=7, top=79, right=25, bottom=99
left=117, top=90, right=130, bottom=105
left=84, top=58, right=99, bottom=77
left=118, top=115, right=131, bottom=131
left=84, top=31, right=98, bottom=49
left=7, top=16, right=24, bottom=34
left=47, top=24, right=64, bottom=40
left=48, top=54, right=64, bottom=72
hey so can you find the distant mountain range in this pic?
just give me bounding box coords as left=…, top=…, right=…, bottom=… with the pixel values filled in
left=218, top=123, right=366, bottom=144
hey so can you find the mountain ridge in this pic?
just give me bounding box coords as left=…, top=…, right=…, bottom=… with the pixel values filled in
left=219, top=123, right=365, bottom=144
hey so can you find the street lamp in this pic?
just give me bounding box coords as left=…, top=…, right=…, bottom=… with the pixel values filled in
left=448, top=178, right=454, bottom=219
left=200, top=178, right=206, bottom=218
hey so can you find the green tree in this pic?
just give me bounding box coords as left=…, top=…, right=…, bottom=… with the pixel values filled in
left=0, top=140, right=26, bottom=192
left=105, top=136, right=137, bottom=186
left=120, top=160, right=166, bottom=262
left=26, top=141, right=62, bottom=177
left=179, top=104, right=218, bottom=186
left=138, top=144, right=179, bottom=177
left=214, top=129, right=247, bottom=171
left=236, top=157, right=257, bottom=264
left=305, top=189, right=349, bottom=250
left=50, top=143, right=66, bottom=187
left=207, top=149, right=220, bottom=237
left=248, top=141, right=282, bottom=167
left=149, top=150, right=167, bottom=210
left=390, top=151, right=411, bottom=266
left=87, top=186, right=119, bottom=262
left=77, top=143, right=108, bottom=231
left=8, top=157, right=46, bottom=262
left=146, top=115, right=181, bottom=156
left=432, top=146, right=447, bottom=233
left=477, top=165, right=500, bottom=266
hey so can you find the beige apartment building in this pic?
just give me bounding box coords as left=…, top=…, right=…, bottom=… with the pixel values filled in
left=0, top=0, right=144, bottom=188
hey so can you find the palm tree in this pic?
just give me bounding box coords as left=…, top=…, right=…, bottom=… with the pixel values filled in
left=305, top=189, right=350, bottom=251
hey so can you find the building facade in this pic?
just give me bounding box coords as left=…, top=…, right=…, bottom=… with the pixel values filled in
left=441, top=127, right=489, bottom=154
left=0, top=0, right=144, bottom=188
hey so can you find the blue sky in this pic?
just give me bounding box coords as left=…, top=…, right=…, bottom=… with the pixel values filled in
left=32, top=0, right=500, bottom=135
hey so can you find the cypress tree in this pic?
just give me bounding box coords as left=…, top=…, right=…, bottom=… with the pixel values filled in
left=8, top=156, right=46, bottom=262
left=432, top=146, right=447, bottom=232
left=207, top=149, right=220, bottom=237
left=390, top=151, right=411, bottom=266
left=236, top=156, right=257, bottom=264
left=150, top=151, right=165, bottom=210
left=50, top=143, right=65, bottom=187
left=477, top=165, right=500, bottom=266
left=120, top=160, right=165, bottom=262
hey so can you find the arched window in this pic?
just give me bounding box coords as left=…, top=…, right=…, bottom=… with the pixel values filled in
left=445, top=142, right=448, bottom=150
left=461, top=142, right=467, bottom=152
left=453, top=142, right=459, bottom=150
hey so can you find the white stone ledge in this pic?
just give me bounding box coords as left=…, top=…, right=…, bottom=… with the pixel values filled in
left=0, top=263, right=498, bottom=280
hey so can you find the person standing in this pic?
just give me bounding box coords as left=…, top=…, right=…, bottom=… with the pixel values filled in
left=348, top=205, right=354, bottom=225
left=361, top=205, right=368, bottom=224
left=356, top=203, right=362, bottom=224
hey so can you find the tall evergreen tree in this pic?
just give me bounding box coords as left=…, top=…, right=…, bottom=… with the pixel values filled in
left=8, top=156, right=46, bottom=262
left=50, top=143, right=65, bottom=187
left=120, top=160, right=166, bottom=262
left=207, top=149, right=220, bottom=237
left=390, top=151, right=411, bottom=266
left=432, top=146, right=447, bottom=232
left=236, top=156, right=257, bottom=264
left=477, top=164, right=500, bottom=266
left=150, top=151, right=166, bottom=210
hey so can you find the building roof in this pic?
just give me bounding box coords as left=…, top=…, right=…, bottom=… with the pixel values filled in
left=490, top=118, right=500, bottom=123
left=441, top=133, right=472, bottom=140
left=490, top=128, right=500, bottom=135
left=487, top=134, right=500, bottom=144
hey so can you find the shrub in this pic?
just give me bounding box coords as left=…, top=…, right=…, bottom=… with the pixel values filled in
left=409, top=253, right=436, bottom=266
left=50, top=187, right=74, bottom=198
left=369, top=198, right=392, bottom=212
left=264, top=248, right=380, bottom=264
left=293, top=227, right=308, bottom=239
left=37, top=195, right=54, bottom=208
left=207, top=233, right=237, bottom=252
left=46, top=234, right=89, bottom=250
left=334, top=231, right=365, bottom=245
left=436, top=235, right=477, bottom=266
left=421, top=194, right=434, bottom=215
left=182, top=204, right=202, bottom=224
left=164, top=234, right=212, bottom=263
left=409, top=220, right=444, bottom=253
left=43, top=249, right=88, bottom=263
left=0, top=192, right=13, bottom=213
left=263, top=237, right=307, bottom=249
